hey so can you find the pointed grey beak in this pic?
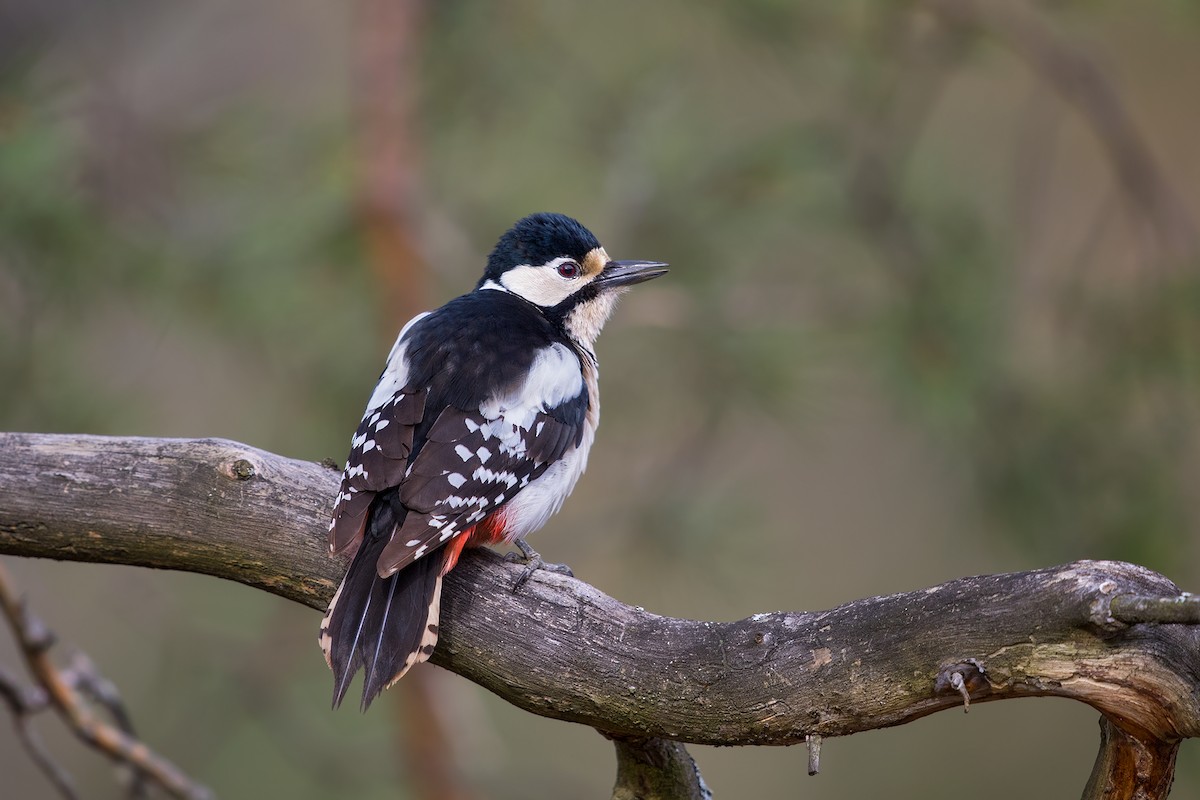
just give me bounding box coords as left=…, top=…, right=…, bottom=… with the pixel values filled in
left=595, top=260, right=669, bottom=289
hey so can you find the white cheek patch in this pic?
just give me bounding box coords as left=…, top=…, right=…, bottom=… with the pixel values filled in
left=500, top=259, right=594, bottom=307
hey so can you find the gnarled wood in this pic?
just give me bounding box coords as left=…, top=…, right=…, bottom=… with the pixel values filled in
left=606, top=734, right=711, bottom=800
left=1, top=432, right=1198, bottom=797
left=1084, top=717, right=1178, bottom=800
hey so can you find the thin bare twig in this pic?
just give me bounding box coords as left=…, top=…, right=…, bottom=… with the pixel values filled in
left=1112, top=593, right=1200, bottom=626
left=0, top=664, right=78, bottom=800
left=805, top=734, right=822, bottom=776
left=0, top=562, right=211, bottom=800
left=64, top=651, right=150, bottom=798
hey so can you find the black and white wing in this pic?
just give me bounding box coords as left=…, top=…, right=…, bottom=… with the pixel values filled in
left=377, top=375, right=589, bottom=573
left=328, top=311, right=432, bottom=560
left=328, top=294, right=592, bottom=573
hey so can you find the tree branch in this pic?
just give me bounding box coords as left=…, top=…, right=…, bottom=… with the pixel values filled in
left=0, top=561, right=210, bottom=799
left=2, top=432, right=1199, bottom=797
left=1084, top=717, right=1178, bottom=800
left=605, top=733, right=711, bottom=800
left=0, top=664, right=78, bottom=799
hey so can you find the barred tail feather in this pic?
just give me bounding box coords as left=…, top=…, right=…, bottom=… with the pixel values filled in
left=319, top=500, right=444, bottom=711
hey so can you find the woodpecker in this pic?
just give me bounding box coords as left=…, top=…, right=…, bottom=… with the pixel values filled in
left=319, top=212, right=667, bottom=709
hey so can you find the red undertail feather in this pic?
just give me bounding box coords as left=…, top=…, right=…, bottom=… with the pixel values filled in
left=441, top=508, right=509, bottom=575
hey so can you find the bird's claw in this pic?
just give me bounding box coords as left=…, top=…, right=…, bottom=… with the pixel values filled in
left=505, top=540, right=573, bottom=592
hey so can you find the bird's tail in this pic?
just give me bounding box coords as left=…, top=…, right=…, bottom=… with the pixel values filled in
left=319, top=501, right=442, bottom=711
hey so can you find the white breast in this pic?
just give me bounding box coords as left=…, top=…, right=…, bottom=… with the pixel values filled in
left=496, top=350, right=600, bottom=541
left=498, top=423, right=595, bottom=541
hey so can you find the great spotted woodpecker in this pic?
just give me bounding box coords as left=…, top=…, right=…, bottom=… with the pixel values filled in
left=319, top=212, right=667, bottom=709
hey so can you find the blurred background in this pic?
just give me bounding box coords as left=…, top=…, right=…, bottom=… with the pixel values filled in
left=2, top=0, right=1199, bottom=797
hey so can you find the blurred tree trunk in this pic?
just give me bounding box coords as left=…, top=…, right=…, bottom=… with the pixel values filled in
left=351, top=3, right=475, bottom=798
left=354, top=0, right=429, bottom=332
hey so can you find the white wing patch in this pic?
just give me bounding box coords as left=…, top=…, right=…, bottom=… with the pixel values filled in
left=328, top=311, right=435, bottom=556
left=365, top=311, right=431, bottom=412
left=479, top=342, right=583, bottom=431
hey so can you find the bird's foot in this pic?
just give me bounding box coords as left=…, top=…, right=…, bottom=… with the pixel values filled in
left=504, top=539, right=573, bottom=592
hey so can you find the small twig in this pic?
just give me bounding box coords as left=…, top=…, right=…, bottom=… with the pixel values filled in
left=0, top=663, right=48, bottom=714
left=65, top=652, right=150, bottom=798
left=934, top=659, right=990, bottom=714
left=0, top=562, right=211, bottom=800
left=805, top=734, right=822, bottom=776
left=1111, top=593, right=1200, bottom=626
left=949, top=672, right=971, bottom=712
left=67, top=653, right=137, bottom=734
left=0, top=664, right=79, bottom=799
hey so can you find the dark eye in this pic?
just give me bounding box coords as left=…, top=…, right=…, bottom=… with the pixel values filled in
left=557, top=261, right=581, bottom=279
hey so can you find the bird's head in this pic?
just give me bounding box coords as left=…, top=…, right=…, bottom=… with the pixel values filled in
left=479, top=212, right=668, bottom=348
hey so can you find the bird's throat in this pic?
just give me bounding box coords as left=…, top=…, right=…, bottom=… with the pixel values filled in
left=563, top=292, right=621, bottom=351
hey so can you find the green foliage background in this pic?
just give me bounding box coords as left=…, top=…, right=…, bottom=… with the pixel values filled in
left=2, top=1, right=1199, bottom=797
